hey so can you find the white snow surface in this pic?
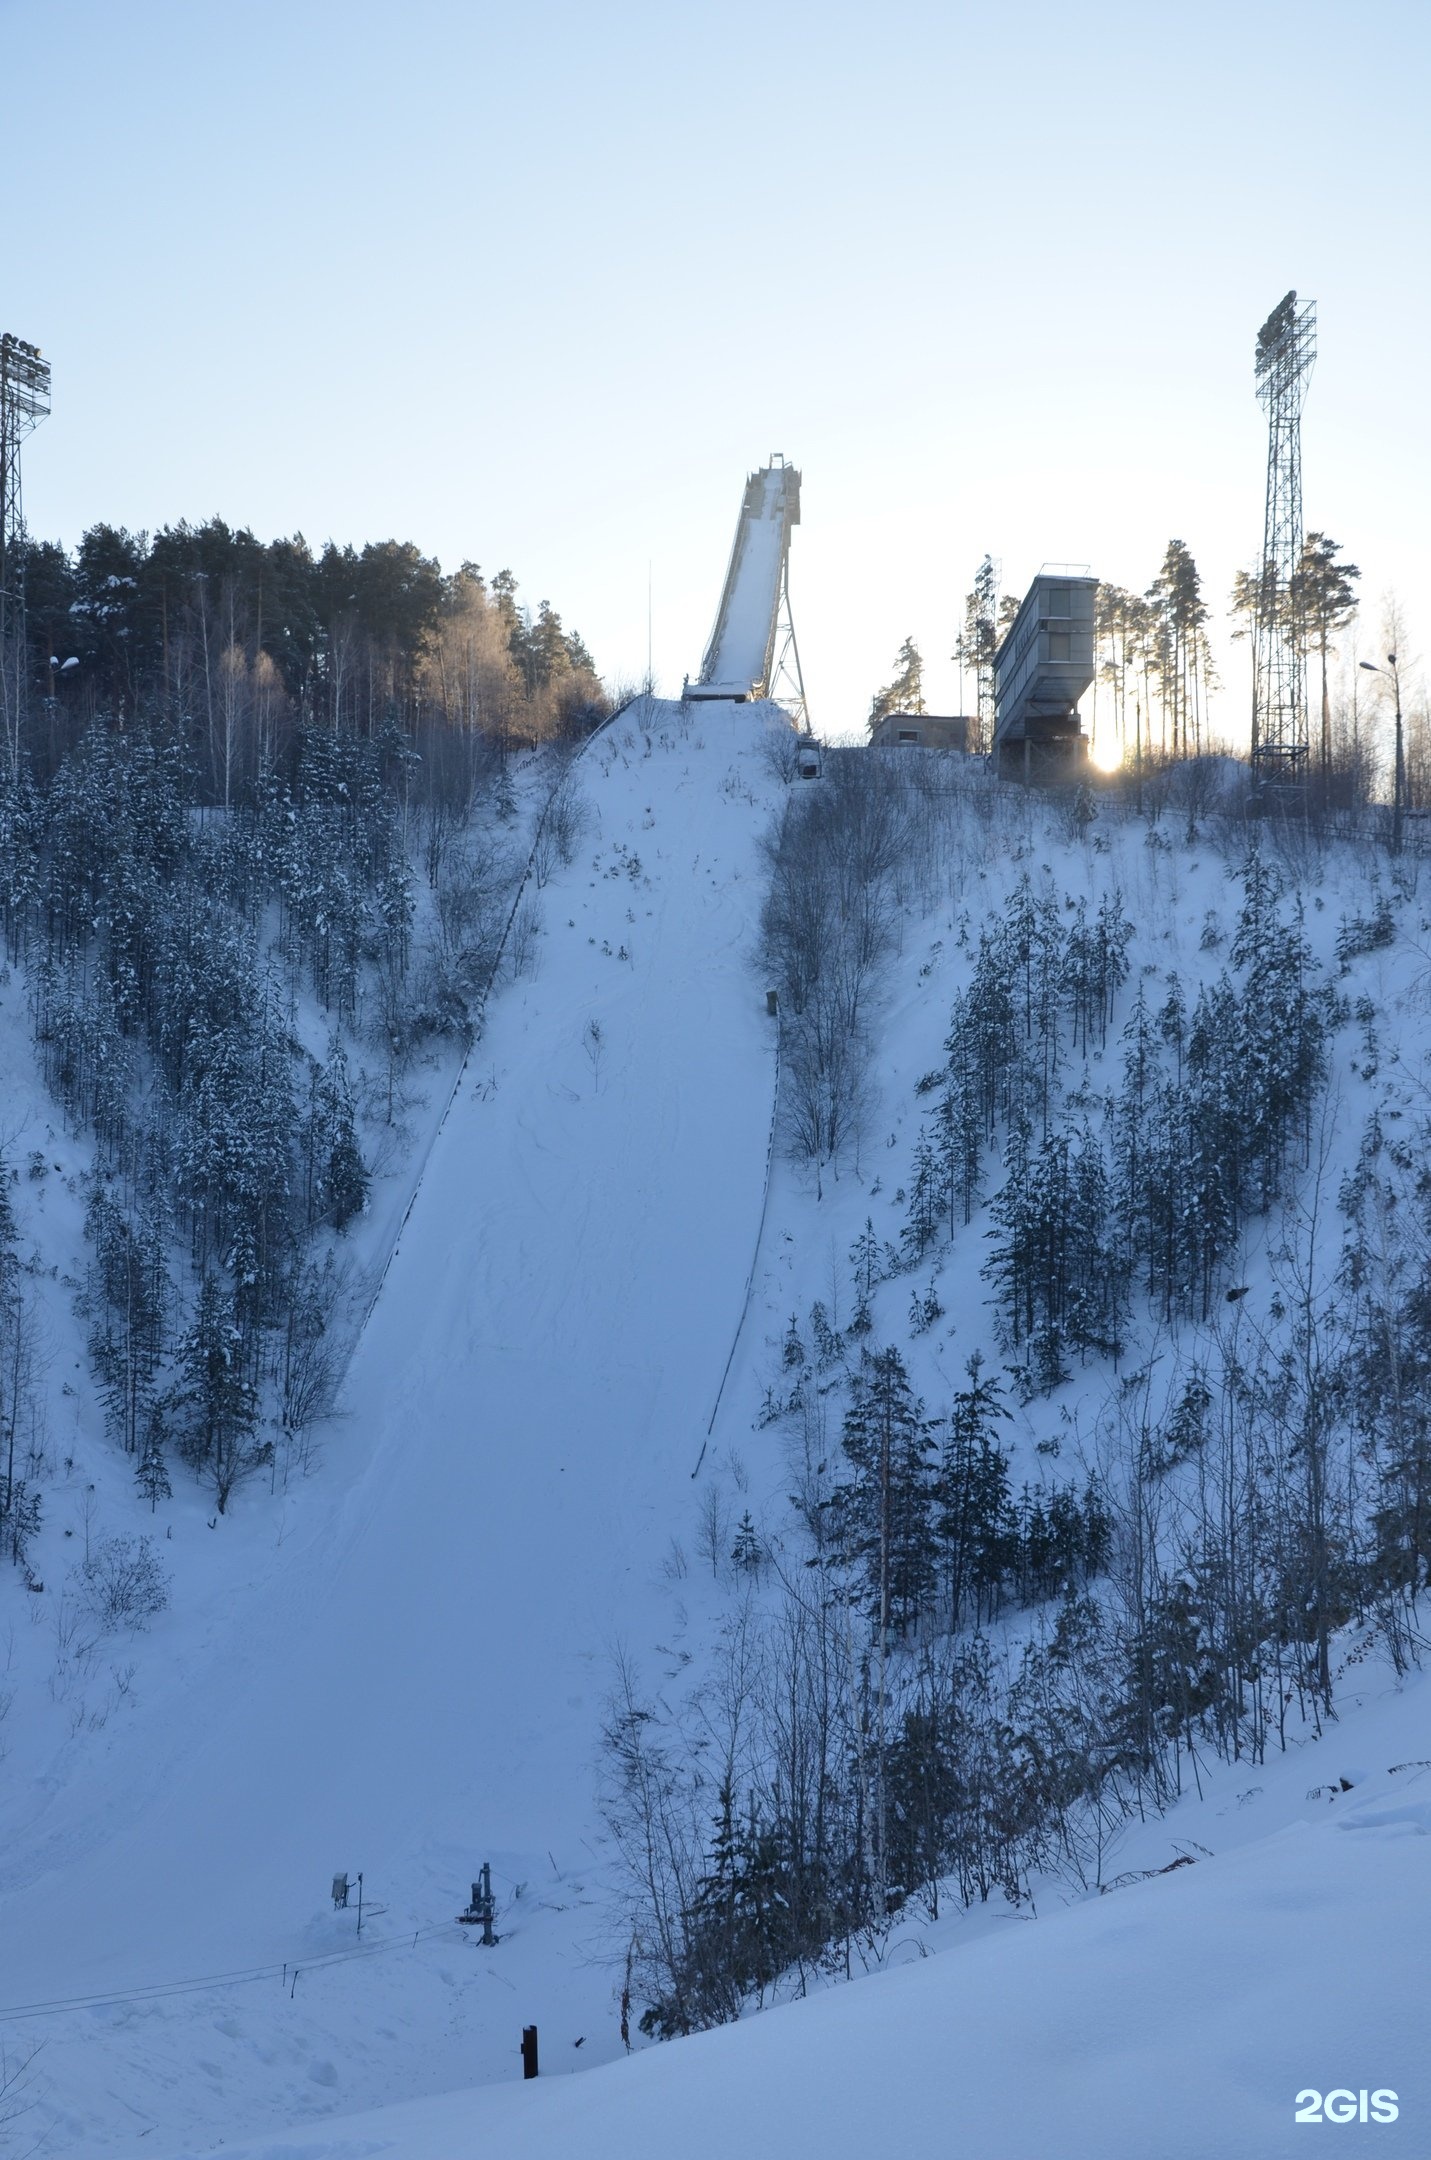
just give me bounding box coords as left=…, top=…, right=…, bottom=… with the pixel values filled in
left=146, top=1665, right=1431, bottom=2160
left=6, top=720, right=1431, bottom=2157
left=1, top=702, right=786, bottom=2151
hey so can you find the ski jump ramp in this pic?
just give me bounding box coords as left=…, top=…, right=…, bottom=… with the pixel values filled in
left=686, top=456, right=806, bottom=718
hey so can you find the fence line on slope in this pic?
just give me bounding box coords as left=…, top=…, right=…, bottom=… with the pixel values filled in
left=690, top=1029, right=780, bottom=1480
left=691, top=793, right=791, bottom=1477
left=0, top=1919, right=472, bottom=2026
left=340, top=698, right=639, bottom=1384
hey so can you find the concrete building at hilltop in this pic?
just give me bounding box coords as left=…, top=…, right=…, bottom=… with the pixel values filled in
left=869, top=712, right=972, bottom=752
left=992, top=572, right=1097, bottom=780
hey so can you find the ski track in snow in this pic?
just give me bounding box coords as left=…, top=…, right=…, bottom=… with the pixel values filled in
left=1, top=703, right=786, bottom=2150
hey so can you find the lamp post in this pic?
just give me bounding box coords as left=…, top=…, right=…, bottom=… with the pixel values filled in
left=1360, top=655, right=1404, bottom=854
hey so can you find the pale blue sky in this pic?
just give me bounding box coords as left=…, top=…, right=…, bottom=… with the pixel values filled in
left=6, top=0, right=1429, bottom=740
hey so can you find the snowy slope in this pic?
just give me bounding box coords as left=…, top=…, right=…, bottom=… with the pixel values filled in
left=143, top=1655, right=1431, bottom=2160
left=8, top=741, right=1431, bottom=2157
left=710, top=774, right=1427, bottom=1530
left=0, top=700, right=787, bottom=2152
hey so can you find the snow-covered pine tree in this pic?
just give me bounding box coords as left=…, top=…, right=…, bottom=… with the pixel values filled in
left=848, top=1216, right=886, bottom=1305
left=171, top=1273, right=260, bottom=1514
left=730, top=1510, right=764, bottom=1573
left=307, top=1042, right=368, bottom=1231
left=808, top=1299, right=843, bottom=1372
left=1092, top=889, right=1132, bottom=1044
left=834, top=1345, right=938, bottom=1636
left=0, top=763, right=42, bottom=962
left=134, top=1406, right=172, bottom=1512
left=934, top=1354, right=1015, bottom=1628
left=987, top=1120, right=1115, bottom=1362
left=85, top=1186, right=169, bottom=1456
left=937, top=1000, right=985, bottom=1229
left=901, top=1131, right=944, bottom=1265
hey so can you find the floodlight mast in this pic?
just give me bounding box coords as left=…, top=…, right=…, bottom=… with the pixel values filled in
left=1251, top=291, right=1315, bottom=782
left=0, top=331, right=52, bottom=779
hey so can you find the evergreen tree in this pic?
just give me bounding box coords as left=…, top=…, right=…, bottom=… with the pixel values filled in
left=986, top=1123, right=1114, bottom=1361
left=868, top=638, right=925, bottom=730
left=1145, top=539, right=1210, bottom=755
left=0, top=1154, right=18, bottom=1310
left=954, top=557, right=1000, bottom=755
left=86, top=1186, right=169, bottom=1457
left=808, top=1299, right=843, bottom=1371
left=933, top=996, right=984, bottom=1230
left=308, top=1042, right=368, bottom=1230
left=934, top=1355, right=1014, bottom=1627
left=1110, top=985, right=1154, bottom=1276
left=902, top=1131, right=944, bottom=1264
left=834, top=1346, right=937, bottom=1634
left=1290, top=532, right=1360, bottom=772
left=960, top=935, right=1009, bottom=1137
left=172, top=1273, right=260, bottom=1514
left=3, top=1480, right=41, bottom=1569
left=135, top=1406, right=172, bottom=1512
left=908, top=1278, right=944, bottom=1335
left=731, top=1511, right=764, bottom=1573
left=1157, top=973, right=1187, bottom=1085
left=683, top=1782, right=792, bottom=2023
left=849, top=1216, right=886, bottom=1306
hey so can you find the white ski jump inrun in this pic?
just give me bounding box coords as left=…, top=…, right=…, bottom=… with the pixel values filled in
left=687, top=458, right=801, bottom=703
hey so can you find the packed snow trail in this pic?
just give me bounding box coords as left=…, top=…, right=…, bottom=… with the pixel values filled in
left=1, top=702, right=783, bottom=2049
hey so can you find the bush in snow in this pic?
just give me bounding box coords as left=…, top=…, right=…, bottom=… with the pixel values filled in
left=80, top=1534, right=170, bottom=1632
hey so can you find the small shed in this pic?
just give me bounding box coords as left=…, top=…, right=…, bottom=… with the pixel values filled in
left=870, top=713, right=972, bottom=752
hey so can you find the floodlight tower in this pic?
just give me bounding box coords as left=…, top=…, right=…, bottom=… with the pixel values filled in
left=1251, top=291, right=1315, bottom=780
left=1, top=330, right=51, bottom=775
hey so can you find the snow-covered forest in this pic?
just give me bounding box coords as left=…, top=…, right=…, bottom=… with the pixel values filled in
left=1, top=526, right=611, bottom=1566
left=599, top=748, right=1431, bottom=2059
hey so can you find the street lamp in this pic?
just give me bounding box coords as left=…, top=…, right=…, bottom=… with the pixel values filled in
left=1361, top=653, right=1404, bottom=855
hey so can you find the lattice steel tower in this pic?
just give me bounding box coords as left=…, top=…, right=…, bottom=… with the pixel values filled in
left=1251, top=291, right=1315, bottom=778
left=1, top=330, right=51, bottom=777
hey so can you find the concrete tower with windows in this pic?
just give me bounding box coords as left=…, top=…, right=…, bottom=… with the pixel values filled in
left=992, top=571, right=1097, bottom=781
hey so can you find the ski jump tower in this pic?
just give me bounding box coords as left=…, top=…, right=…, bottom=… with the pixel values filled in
left=686, top=456, right=808, bottom=727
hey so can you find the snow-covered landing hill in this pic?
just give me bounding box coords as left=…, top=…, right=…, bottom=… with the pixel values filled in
left=146, top=1653, right=1431, bottom=2160
left=1, top=700, right=788, bottom=2154
left=7, top=718, right=1431, bottom=2159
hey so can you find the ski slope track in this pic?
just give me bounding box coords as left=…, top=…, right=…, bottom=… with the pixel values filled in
left=0, top=700, right=788, bottom=2147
